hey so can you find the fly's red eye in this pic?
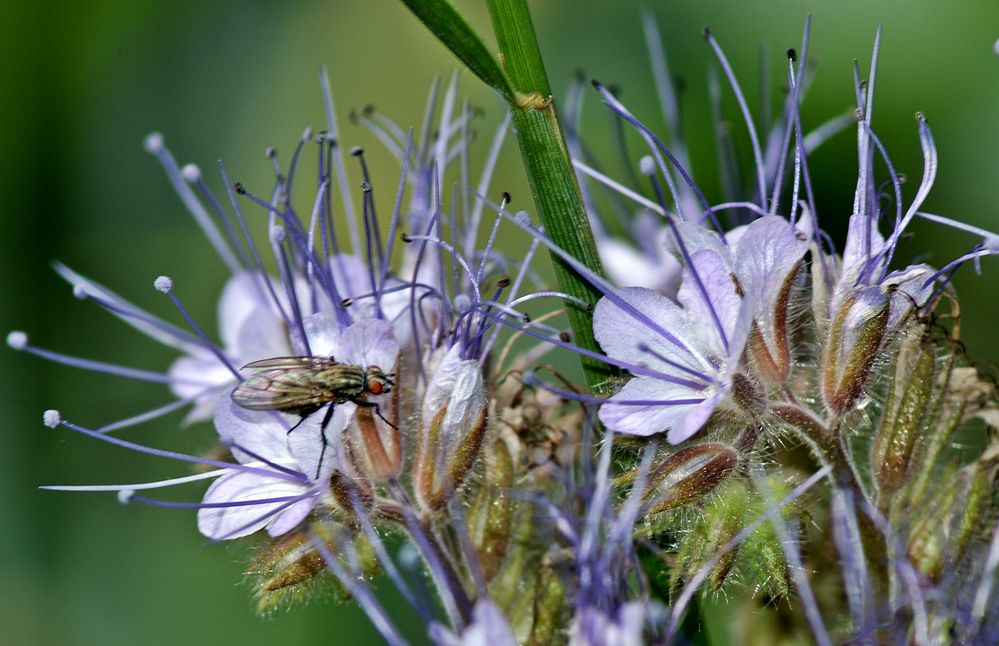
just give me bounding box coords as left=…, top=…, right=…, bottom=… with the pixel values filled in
left=367, top=380, right=384, bottom=395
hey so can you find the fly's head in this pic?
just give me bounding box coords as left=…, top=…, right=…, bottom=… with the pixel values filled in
left=364, top=365, right=395, bottom=396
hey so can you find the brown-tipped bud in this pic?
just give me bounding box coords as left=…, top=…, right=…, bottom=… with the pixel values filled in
left=822, top=291, right=889, bottom=414
left=414, top=346, right=488, bottom=512
left=254, top=531, right=325, bottom=594
left=873, top=335, right=935, bottom=497
left=908, top=461, right=995, bottom=581
left=645, top=443, right=739, bottom=514
left=748, top=258, right=802, bottom=383
left=469, top=439, right=515, bottom=581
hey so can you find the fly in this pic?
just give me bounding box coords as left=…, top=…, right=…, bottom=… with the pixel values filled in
left=231, top=356, right=395, bottom=479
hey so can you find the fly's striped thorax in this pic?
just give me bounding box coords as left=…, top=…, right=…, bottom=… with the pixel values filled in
left=318, top=365, right=367, bottom=399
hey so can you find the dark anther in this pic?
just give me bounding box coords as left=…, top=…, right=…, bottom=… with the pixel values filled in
left=327, top=137, right=338, bottom=148
left=585, top=302, right=594, bottom=314
left=360, top=181, right=372, bottom=193
left=350, top=146, right=364, bottom=157
left=559, top=330, right=572, bottom=343
left=234, top=181, right=246, bottom=195
left=701, top=27, right=711, bottom=39
left=341, top=298, right=353, bottom=308
left=501, top=191, right=512, bottom=205
left=787, top=48, right=797, bottom=62
left=362, top=104, right=375, bottom=116
left=522, top=313, right=532, bottom=324
left=591, top=79, right=602, bottom=90
left=401, top=232, right=412, bottom=243
left=265, top=146, right=276, bottom=159
left=497, top=277, right=511, bottom=289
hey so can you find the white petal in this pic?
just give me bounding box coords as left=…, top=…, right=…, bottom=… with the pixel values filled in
left=733, top=216, right=807, bottom=356
left=593, top=287, right=705, bottom=377
left=198, top=470, right=314, bottom=540
left=599, top=237, right=680, bottom=293
left=214, top=395, right=293, bottom=466
left=675, top=249, right=747, bottom=364
left=598, top=377, right=716, bottom=442
left=168, top=352, right=234, bottom=401
left=287, top=402, right=356, bottom=483
left=438, top=360, right=486, bottom=448
left=662, top=221, right=729, bottom=265
left=302, top=313, right=341, bottom=358
left=331, top=319, right=399, bottom=370
left=422, top=345, right=467, bottom=421
left=218, top=272, right=276, bottom=349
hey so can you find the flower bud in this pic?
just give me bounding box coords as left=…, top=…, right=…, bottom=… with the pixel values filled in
left=872, top=333, right=935, bottom=497
left=248, top=523, right=376, bottom=613
left=822, top=289, right=889, bottom=415
left=907, top=460, right=995, bottom=582
left=414, top=346, right=488, bottom=512
left=645, top=443, right=739, bottom=515
left=469, top=439, right=515, bottom=581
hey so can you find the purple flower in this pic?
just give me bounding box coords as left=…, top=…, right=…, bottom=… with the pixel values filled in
left=595, top=215, right=806, bottom=442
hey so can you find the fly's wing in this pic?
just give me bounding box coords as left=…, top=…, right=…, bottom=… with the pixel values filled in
left=232, top=356, right=337, bottom=412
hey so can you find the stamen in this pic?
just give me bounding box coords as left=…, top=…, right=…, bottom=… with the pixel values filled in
left=54, top=262, right=204, bottom=353
left=703, top=29, right=768, bottom=207
left=319, top=65, right=362, bottom=253
left=143, top=133, right=241, bottom=272
left=43, top=468, right=227, bottom=492
left=10, top=332, right=207, bottom=386
left=43, top=409, right=61, bottom=428
left=217, top=161, right=292, bottom=325
left=307, top=529, right=408, bottom=646
left=157, top=277, right=243, bottom=382
left=495, top=204, right=713, bottom=373
left=96, top=392, right=211, bottom=434
left=48, top=416, right=306, bottom=483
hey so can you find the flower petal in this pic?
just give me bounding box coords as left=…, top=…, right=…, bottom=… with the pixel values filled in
left=598, top=376, right=717, bottom=442
left=214, top=395, right=293, bottom=466
left=287, top=401, right=356, bottom=483
left=675, top=249, right=748, bottom=365
left=198, top=470, right=314, bottom=540
left=331, top=319, right=400, bottom=370
left=593, top=287, right=705, bottom=378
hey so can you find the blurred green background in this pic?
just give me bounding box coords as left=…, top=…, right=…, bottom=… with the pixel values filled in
left=2, top=1, right=997, bottom=644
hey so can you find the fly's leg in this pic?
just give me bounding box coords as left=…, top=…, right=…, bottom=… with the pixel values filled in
left=314, top=403, right=338, bottom=480
left=353, top=399, right=398, bottom=430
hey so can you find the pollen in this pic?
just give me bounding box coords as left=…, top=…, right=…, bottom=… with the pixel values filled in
left=42, top=409, right=61, bottom=428
left=154, top=276, right=174, bottom=294
left=6, top=330, right=27, bottom=350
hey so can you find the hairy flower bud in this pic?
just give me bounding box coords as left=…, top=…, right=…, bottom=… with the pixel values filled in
left=822, top=289, right=889, bottom=415
left=414, top=346, right=488, bottom=512
left=907, top=459, right=996, bottom=581
left=645, top=443, right=739, bottom=514
left=469, top=439, right=516, bottom=581
left=873, top=331, right=936, bottom=498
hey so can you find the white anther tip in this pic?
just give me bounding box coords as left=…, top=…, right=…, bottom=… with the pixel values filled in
left=43, top=409, right=61, bottom=428
left=6, top=330, right=28, bottom=350
left=181, top=164, right=202, bottom=183
left=143, top=132, right=164, bottom=154
left=154, top=276, right=173, bottom=294
left=639, top=155, right=656, bottom=176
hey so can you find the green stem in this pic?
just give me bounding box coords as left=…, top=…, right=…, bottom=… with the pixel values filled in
left=485, top=0, right=610, bottom=391
left=399, top=0, right=612, bottom=391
